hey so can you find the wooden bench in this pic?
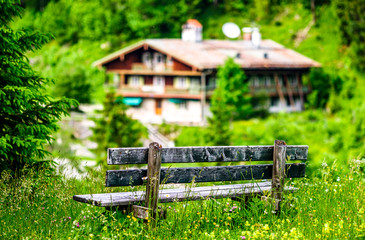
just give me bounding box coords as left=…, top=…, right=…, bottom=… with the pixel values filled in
left=73, top=140, right=308, bottom=219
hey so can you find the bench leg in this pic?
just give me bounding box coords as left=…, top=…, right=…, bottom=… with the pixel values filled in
left=104, top=205, right=132, bottom=213
left=133, top=205, right=166, bottom=220
left=231, top=195, right=252, bottom=209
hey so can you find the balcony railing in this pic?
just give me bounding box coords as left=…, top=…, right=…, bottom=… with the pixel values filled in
left=250, top=86, right=310, bottom=95
left=118, top=85, right=310, bottom=97
left=132, top=63, right=173, bottom=72
left=119, top=86, right=201, bottom=95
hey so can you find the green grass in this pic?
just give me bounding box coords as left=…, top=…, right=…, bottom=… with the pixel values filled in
left=1, top=159, right=364, bottom=239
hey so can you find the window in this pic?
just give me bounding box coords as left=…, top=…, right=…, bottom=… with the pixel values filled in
left=153, top=53, right=165, bottom=64
left=167, top=56, right=173, bottom=66
left=207, top=77, right=216, bottom=89
left=176, top=77, right=188, bottom=89
left=113, top=74, right=120, bottom=87
left=142, top=52, right=151, bottom=63
left=142, top=52, right=152, bottom=68
left=264, top=75, right=272, bottom=86
left=178, top=101, right=187, bottom=110
left=288, top=75, right=298, bottom=86
left=153, top=76, right=165, bottom=87
left=130, top=76, right=141, bottom=87
left=278, top=75, right=284, bottom=86
left=270, top=97, right=278, bottom=106
left=250, top=76, right=259, bottom=87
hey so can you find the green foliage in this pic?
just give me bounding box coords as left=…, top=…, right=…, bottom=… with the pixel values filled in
left=0, top=1, right=77, bottom=174
left=251, top=90, right=269, bottom=118
left=90, top=92, right=145, bottom=167
left=125, top=0, right=202, bottom=39
left=175, top=126, right=206, bottom=147
left=28, top=41, right=108, bottom=105
left=216, top=58, right=252, bottom=120
left=335, top=0, right=365, bottom=71
left=253, top=0, right=270, bottom=21
left=307, top=68, right=343, bottom=109
left=206, top=57, right=252, bottom=146
left=23, top=0, right=130, bottom=44
left=206, top=86, right=232, bottom=146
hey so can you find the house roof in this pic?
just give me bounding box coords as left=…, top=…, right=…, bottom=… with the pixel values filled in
left=94, top=39, right=321, bottom=70
left=186, top=19, right=202, bottom=28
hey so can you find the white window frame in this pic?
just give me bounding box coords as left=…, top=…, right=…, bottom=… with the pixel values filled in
left=153, top=53, right=165, bottom=65
left=288, top=75, right=298, bottom=86
left=251, top=76, right=259, bottom=87
left=142, top=52, right=152, bottom=68
left=113, top=73, right=120, bottom=87
left=130, top=76, right=141, bottom=87
left=153, top=76, right=165, bottom=87
left=176, top=77, right=187, bottom=89
left=265, top=75, right=272, bottom=86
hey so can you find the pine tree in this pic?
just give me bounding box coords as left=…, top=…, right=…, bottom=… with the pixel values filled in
left=90, top=92, right=145, bottom=167
left=0, top=1, right=77, bottom=173
left=206, top=58, right=253, bottom=146
left=216, top=57, right=252, bottom=120
left=206, top=86, right=232, bottom=146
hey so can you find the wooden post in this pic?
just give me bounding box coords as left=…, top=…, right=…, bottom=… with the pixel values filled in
left=145, top=142, right=162, bottom=219
left=274, top=73, right=287, bottom=110
left=272, top=140, right=287, bottom=212
left=119, top=73, right=125, bottom=90
left=284, top=74, right=295, bottom=110
left=297, top=73, right=305, bottom=111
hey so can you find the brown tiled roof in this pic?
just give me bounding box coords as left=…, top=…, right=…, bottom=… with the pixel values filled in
left=94, top=39, right=321, bottom=70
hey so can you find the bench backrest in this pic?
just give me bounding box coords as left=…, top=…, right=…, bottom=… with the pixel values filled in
left=105, top=142, right=308, bottom=187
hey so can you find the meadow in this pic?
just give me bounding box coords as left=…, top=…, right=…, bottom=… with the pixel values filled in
left=1, top=159, right=364, bottom=239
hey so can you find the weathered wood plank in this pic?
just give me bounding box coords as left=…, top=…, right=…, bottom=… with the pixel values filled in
left=132, top=205, right=166, bottom=220
left=107, top=145, right=308, bottom=165
left=105, top=163, right=305, bottom=187
left=133, top=205, right=149, bottom=219
left=272, top=140, right=287, bottom=212
left=73, top=182, right=298, bottom=207
left=145, top=142, right=162, bottom=220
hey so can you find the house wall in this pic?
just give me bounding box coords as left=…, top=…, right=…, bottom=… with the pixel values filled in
left=162, top=100, right=202, bottom=123
left=126, top=98, right=203, bottom=124
left=268, top=96, right=302, bottom=112
left=104, top=53, right=139, bottom=70
left=104, top=48, right=144, bottom=70
left=173, top=59, right=192, bottom=71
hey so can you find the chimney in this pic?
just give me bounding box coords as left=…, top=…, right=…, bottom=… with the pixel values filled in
left=251, top=28, right=261, bottom=47
left=242, top=27, right=252, bottom=41
left=182, top=19, right=203, bottom=42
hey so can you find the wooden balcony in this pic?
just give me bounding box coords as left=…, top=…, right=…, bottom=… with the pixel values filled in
left=117, top=85, right=310, bottom=99
left=250, top=86, right=310, bottom=96
left=132, top=63, right=173, bottom=72
left=117, top=86, right=202, bottom=99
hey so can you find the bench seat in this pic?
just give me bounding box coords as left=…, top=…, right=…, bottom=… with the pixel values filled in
left=73, top=181, right=297, bottom=207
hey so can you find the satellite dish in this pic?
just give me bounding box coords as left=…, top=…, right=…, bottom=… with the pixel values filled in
left=222, top=22, right=240, bottom=39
